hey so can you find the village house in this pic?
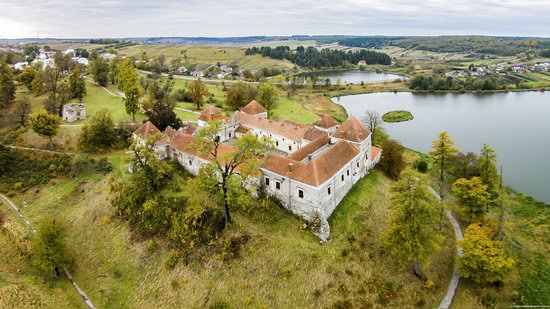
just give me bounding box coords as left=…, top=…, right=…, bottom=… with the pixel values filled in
left=132, top=101, right=382, bottom=241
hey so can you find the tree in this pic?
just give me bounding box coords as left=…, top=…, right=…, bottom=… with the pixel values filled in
left=15, top=97, right=31, bottom=125
left=194, top=121, right=273, bottom=223
left=257, top=83, right=278, bottom=114
left=450, top=152, right=479, bottom=180
left=19, top=66, right=38, bottom=91
left=31, top=216, right=73, bottom=278
left=43, top=81, right=71, bottom=116
left=78, top=109, right=116, bottom=152
left=384, top=171, right=442, bottom=279
left=116, top=58, right=138, bottom=92
left=129, top=134, right=173, bottom=190
left=362, top=110, right=383, bottom=144
left=31, top=70, right=45, bottom=96
left=144, top=79, right=181, bottom=130
left=429, top=131, right=459, bottom=201
left=459, top=223, right=514, bottom=284
left=452, top=177, right=491, bottom=223
left=378, top=139, right=406, bottom=180
left=124, top=85, right=141, bottom=122
left=225, top=82, right=251, bottom=110
left=91, top=57, right=109, bottom=86
left=0, top=61, right=16, bottom=107
left=187, top=79, right=209, bottom=110
left=478, top=144, right=499, bottom=191
left=29, top=110, right=61, bottom=147
left=69, top=67, right=86, bottom=102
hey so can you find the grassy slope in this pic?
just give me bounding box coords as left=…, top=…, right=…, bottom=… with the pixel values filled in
left=118, top=45, right=295, bottom=71
left=0, top=206, right=85, bottom=308
left=2, top=164, right=456, bottom=308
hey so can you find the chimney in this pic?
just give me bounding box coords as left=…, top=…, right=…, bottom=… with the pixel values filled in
left=288, top=162, right=294, bottom=172
left=307, top=154, right=312, bottom=162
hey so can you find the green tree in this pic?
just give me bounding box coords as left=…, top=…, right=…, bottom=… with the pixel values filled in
left=91, top=57, right=109, bottom=86
left=129, top=134, right=173, bottom=190
left=69, top=67, right=86, bottom=102
left=429, top=131, right=459, bottom=200
left=15, top=97, right=31, bottom=125
left=19, top=66, right=37, bottom=91
left=257, top=83, right=278, bottom=114
left=383, top=171, right=442, bottom=279
left=110, top=56, right=123, bottom=85
left=378, top=139, right=406, bottom=180
left=78, top=109, right=116, bottom=152
left=187, top=79, right=209, bottom=110
left=452, top=177, right=491, bottom=223
left=29, top=110, right=61, bottom=147
left=31, top=70, right=45, bottom=96
left=116, top=58, right=138, bottom=92
left=124, top=85, right=141, bottom=122
left=225, top=82, right=250, bottom=110
left=31, top=216, right=73, bottom=278
left=0, top=61, right=16, bottom=107
left=478, top=144, right=499, bottom=191
left=194, top=121, right=273, bottom=222
left=459, top=223, right=514, bottom=284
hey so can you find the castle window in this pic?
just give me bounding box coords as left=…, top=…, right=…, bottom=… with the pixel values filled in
left=276, top=181, right=281, bottom=190
left=229, top=132, right=232, bottom=138
left=265, top=177, right=270, bottom=186
left=298, top=190, right=304, bottom=198
left=341, top=174, right=344, bottom=182
left=328, top=187, right=331, bottom=195
left=357, top=162, right=359, bottom=168
left=347, top=169, right=350, bottom=176
left=288, top=145, right=292, bottom=151
left=188, top=160, right=192, bottom=166
left=276, top=141, right=279, bottom=146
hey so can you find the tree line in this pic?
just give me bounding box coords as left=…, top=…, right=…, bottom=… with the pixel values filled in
left=410, top=75, right=508, bottom=91
left=245, top=45, right=391, bottom=68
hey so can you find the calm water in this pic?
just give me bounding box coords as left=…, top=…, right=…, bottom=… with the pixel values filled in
left=303, top=70, right=405, bottom=84
left=335, top=91, right=550, bottom=203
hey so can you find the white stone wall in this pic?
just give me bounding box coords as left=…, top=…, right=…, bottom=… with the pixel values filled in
left=246, top=126, right=303, bottom=154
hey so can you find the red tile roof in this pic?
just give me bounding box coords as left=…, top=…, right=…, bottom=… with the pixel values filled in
left=263, top=140, right=360, bottom=187
left=235, top=125, right=250, bottom=134
left=133, top=121, right=160, bottom=138
left=199, top=105, right=227, bottom=122
left=234, top=112, right=311, bottom=142
left=371, top=146, right=382, bottom=159
left=332, top=117, right=370, bottom=143
left=288, top=135, right=330, bottom=161
left=169, top=132, right=236, bottom=161
left=314, top=114, right=339, bottom=128
left=241, top=100, right=267, bottom=115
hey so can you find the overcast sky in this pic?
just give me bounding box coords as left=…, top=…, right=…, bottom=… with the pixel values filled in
left=1, top=0, right=549, bottom=38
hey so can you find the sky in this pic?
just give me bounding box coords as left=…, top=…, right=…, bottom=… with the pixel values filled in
left=0, top=0, right=549, bottom=39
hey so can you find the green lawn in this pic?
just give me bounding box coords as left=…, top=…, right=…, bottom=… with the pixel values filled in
left=270, top=95, right=320, bottom=124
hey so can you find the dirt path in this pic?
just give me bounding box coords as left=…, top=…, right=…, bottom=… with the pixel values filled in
left=84, top=77, right=124, bottom=97
left=427, top=186, right=464, bottom=309
left=0, top=194, right=96, bottom=309
left=5, top=144, right=75, bottom=155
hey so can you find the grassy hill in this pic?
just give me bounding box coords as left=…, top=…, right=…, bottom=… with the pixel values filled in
left=118, top=45, right=296, bottom=71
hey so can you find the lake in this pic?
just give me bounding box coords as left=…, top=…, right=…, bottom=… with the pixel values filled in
left=335, top=91, right=550, bottom=203
left=302, top=70, right=405, bottom=84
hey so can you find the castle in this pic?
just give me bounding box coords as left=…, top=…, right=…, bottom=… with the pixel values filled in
left=132, top=101, right=381, bottom=241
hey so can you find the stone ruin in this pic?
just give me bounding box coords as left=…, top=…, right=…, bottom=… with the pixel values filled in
left=62, top=103, right=86, bottom=122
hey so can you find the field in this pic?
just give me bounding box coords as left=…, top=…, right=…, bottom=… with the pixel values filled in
left=118, top=45, right=296, bottom=71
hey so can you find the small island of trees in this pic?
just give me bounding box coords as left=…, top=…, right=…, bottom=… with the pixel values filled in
left=382, top=110, right=414, bottom=123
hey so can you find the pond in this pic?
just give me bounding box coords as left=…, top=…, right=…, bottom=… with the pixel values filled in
left=335, top=91, right=550, bottom=203
left=302, top=70, right=405, bottom=84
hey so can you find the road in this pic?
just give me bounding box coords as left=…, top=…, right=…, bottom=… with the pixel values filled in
left=0, top=194, right=96, bottom=309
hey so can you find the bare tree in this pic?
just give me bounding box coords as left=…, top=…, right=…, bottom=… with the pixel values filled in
left=362, top=110, right=383, bottom=141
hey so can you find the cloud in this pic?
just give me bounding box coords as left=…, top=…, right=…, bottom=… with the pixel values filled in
left=0, top=0, right=549, bottom=38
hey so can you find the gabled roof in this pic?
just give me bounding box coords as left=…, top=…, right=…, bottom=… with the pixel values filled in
left=303, top=127, right=328, bottom=141
left=241, top=100, right=267, bottom=115
left=133, top=121, right=160, bottom=138
left=314, top=114, right=339, bottom=128
left=180, top=123, right=197, bottom=135
left=372, top=146, right=382, bottom=159
left=234, top=112, right=311, bottom=142
left=199, top=105, right=227, bottom=122
left=169, top=132, right=236, bottom=161
left=332, top=117, right=370, bottom=143
left=263, top=140, right=360, bottom=187
left=288, top=135, right=330, bottom=162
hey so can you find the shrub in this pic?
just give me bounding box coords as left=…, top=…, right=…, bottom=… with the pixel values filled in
left=218, top=233, right=249, bottom=262
left=165, top=250, right=180, bottom=269
left=415, top=160, right=428, bottom=173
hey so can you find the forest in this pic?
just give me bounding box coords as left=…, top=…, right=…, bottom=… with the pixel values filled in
left=245, top=45, right=391, bottom=68
left=339, top=36, right=550, bottom=56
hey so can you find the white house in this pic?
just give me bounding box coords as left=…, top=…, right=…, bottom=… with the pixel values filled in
left=62, top=103, right=86, bottom=122
left=13, top=62, right=29, bottom=71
